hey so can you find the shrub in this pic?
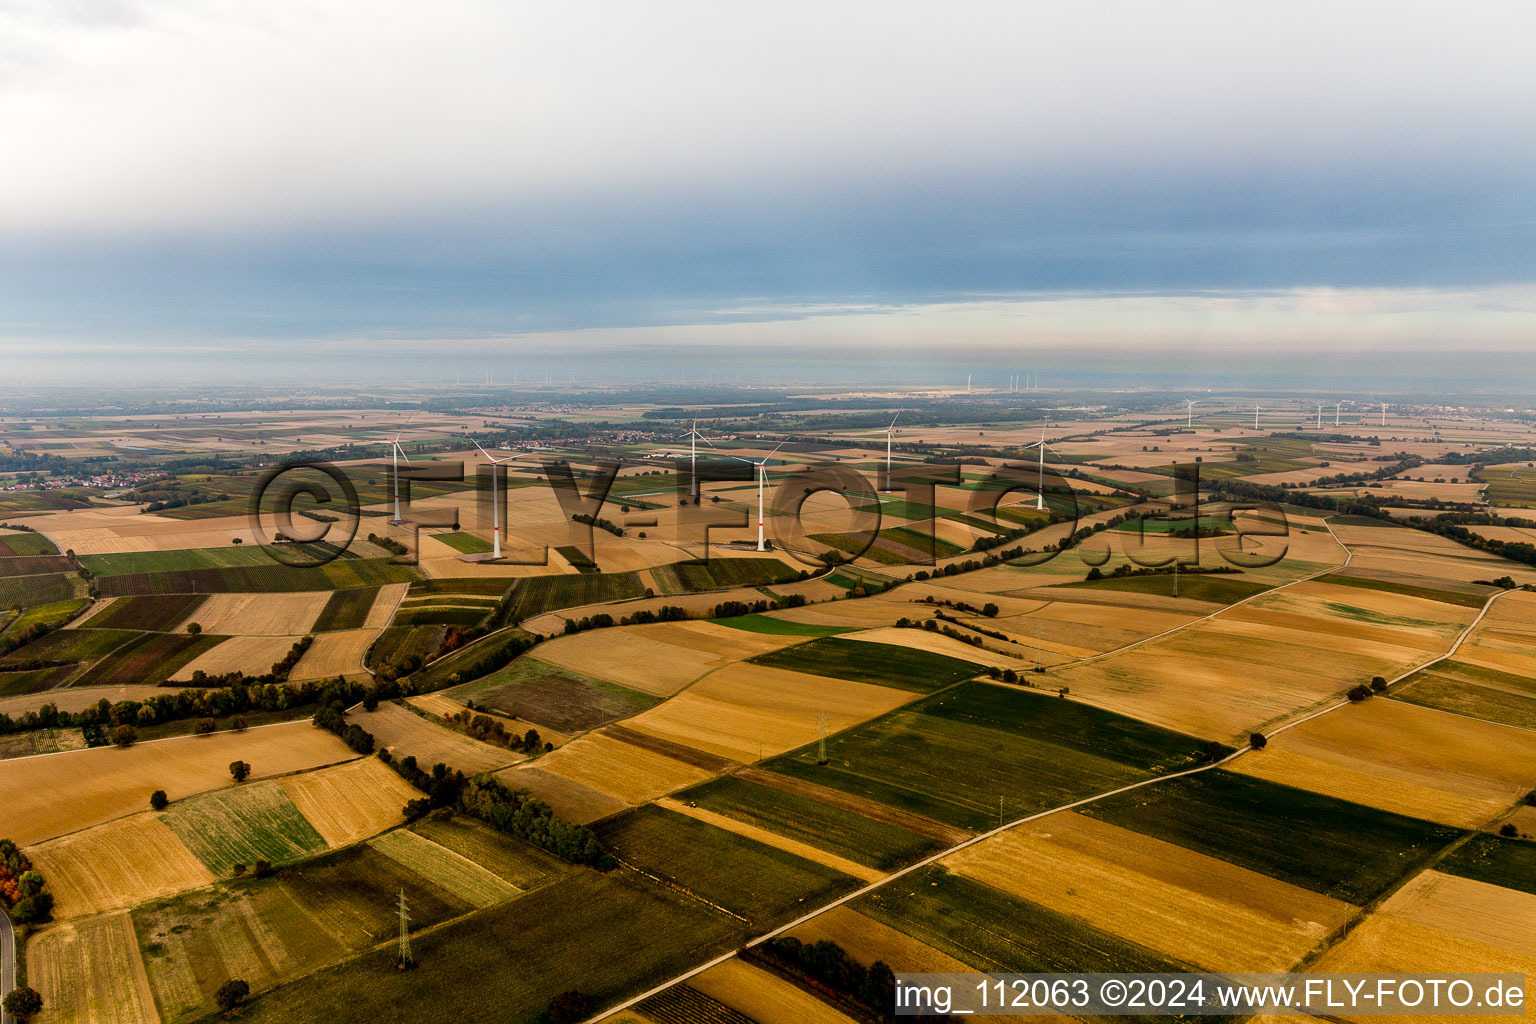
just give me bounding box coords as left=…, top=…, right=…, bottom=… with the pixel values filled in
left=187, top=622, right=202, bottom=635
left=195, top=718, right=217, bottom=735
left=1369, top=675, right=1388, bottom=693
left=215, top=979, right=249, bottom=1013
left=1500, top=823, right=1519, bottom=838
left=150, top=789, right=169, bottom=811
left=229, top=759, right=251, bottom=783
left=1249, top=732, right=1267, bottom=750
left=981, top=602, right=999, bottom=617
left=110, top=724, right=136, bottom=747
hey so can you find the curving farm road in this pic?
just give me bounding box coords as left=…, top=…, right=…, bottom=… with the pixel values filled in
left=0, top=906, right=14, bottom=1024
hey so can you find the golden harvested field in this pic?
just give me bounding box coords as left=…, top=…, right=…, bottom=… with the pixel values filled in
left=533, top=732, right=714, bottom=805
left=1229, top=699, right=1536, bottom=828
left=943, top=811, right=1354, bottom=972
left=0, top=684, right=165, bottom=719
left=278, top=756, right=420, bottom=847
left=173, top=591, right=331, bottom=635
left=840, top=625, right=1024, bottom=670
left=363, top=582, right=410, bottom=628
left=1330, top=521, right=1536, bottom=585
left=1309, top=871, right=1536, bottom=1024
left=168, top=634, right=303, bottom=681
left=527, top=620, right=798, bottom=697
left=287, top=627, right=376, bottom=680
left=354, top=701, right=523, bottom=774
left=657, top=797, right=881, bottom=882
left=496, top=765, right=628, bottom=824
left=787, top=905, right=972, bottom=973
left=0, top=722, right=355, bottom=846
left=28, top=814, right=214, bottom=919
left=624, top=662, right=914, bottom=762
left=1241, top=580, right=1476, bottom=642
left=26, top=912, right=161, bottom=1024
left=689, top=959, right=859, bottom=1024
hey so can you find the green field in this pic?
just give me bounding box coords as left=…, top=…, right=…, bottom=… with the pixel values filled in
left=134, top=843, right=475, bottom=1024
left=502, top=571, right=647, bottom=622
left=96, top=556, right=421, bottom=597
left=403, top=628, right=533, bottom=691
left=680, top=775, right=941, bottom=870
left=312, top=587, right=379, bottom=632
left=87, top=631, right=225, bottom=685
left=750, top=636, right=983, bottom=693
left=396, top=606, right=489, bottom=628
left=1318, top=571, right=1492, bottom=609
left=1077, top=770, right=1465, bottom=905
left=712, top=613, right=854, bottom=637
left=435, top=531, right=494, bottom=554
left=0, top=598, right=88, bottom=637
left=1477, top=464, right=1536, bottom=507
left=0, top=626, right=140, bottom=666
left=81, top=545, right=281, bottom=576
left=447, top=654, right=659, bottom=732
left=0, top=572, right=82, bottom=610
left=79, top=593, right=207, bottom=632
left=1058, top=571, right=1271, bottom=604
left=233, top=869, right=747, bottom=1024
left=1392, top=659, right=1536, bottom=730
left=0, top=531, right=60, bottom=557
left=595, top=804, right=858, bottom=927
left=650, top=557, right=800, bottom=595
left=408, top=815, right=570, bottom=890
left=162, top=780, right=331, bottom=875
left=368, top=624, right=447, bottom=671
left=768, top=682, right=1220, bottom=831
left=1438, top=833, right=1536, bottom=896
left=0, top=663, right=78, bottom=697
left=859, top=865, right=1186, bottom=976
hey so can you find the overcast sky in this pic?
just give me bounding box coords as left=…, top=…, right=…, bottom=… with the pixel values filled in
left=2, top=1, right=1535, bottom=382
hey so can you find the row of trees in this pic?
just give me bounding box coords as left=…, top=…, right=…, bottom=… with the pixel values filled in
left=0, top=838, right=52, bottom=925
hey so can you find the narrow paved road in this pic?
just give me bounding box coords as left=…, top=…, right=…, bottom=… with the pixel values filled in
left=1, top=907, right=15, bottom=1024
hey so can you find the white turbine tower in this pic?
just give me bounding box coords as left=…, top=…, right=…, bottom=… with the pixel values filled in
left=466, top=436, right=514, bottom=560
left=682, top=420, right=717, bottom=498
left=727, top=442, right=787, bottom=551
left=1380, top=402, right=1389, bottom=427
left=1254, top=404, right=1261, bottom=431
left=1335, top=402, right=1343, bottom=427
left=1316, top=403, right=1323, bottom=429
left=387, top=410, right=420, bottom=525
left=879, top=413, right=900, bottom=491
left=1022, top=423, right=1063, bottom=512
left=1184, top=399, right=1197, bottom=429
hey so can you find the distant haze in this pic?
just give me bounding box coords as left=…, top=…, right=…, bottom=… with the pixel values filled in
left=1, top=1, right=1534, bottom=382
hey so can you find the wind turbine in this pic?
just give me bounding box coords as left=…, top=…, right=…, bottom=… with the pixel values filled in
left=1184, top=399, right=1197, bottom=429
left=1254, top=404, right=1261, bottom=431
left=1022, top=423, right=1064, bottom=512
left=1380, top=402, right=1389, bottom=427
left=1335, top=402, right=1343, bottom=427
left=873, top=413, right=900, bottom=491
left=727, top=441, right=787, bottom=551
left=388, top=412, right=419, bottom=524
left=1316, top=403, right=1323, bottom=429
left=466, top=436, right=514, bottom=560
left=682, top=420, right=717, bottom=498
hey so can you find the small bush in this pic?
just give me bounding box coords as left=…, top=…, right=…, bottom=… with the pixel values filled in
left=150, top=789, right=169, bottom=811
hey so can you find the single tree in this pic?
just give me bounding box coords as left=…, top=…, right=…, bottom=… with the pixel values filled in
left=187, top=621, right=203, bottom=635
left=1249, top=732, right=1267, bottom=750
left=214, top=979, right=250, bottom=1013
left=111, top=724, right=137, bottom=747
left=195, top=718, right=218, bottom=735
left=229, top=759, right=251, bottom=783
left=981, top=602, right=999, bottom=617
left=253, top=859, right=273, bottom=878
left=1369, top=675, right=1388, bottom=693
left=150, top=789, right=169, bottom=811
left=232, top=863, right=247, bottom=876
left=3, top=987, right=44, bottom=1022
left=1501, top=823, right=1519, bottom=838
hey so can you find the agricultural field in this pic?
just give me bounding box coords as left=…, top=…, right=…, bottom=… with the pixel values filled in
left=622, top=660, right=914, bottom=763
left=687, top=958, right=858, bottom=1024
left=1076, top=770, right=1464, bottom=905
left=447, top=653, right=660, bottom=732
left=526, top=619, right=800, bottom=697
left=77, top=592, right=207, bottom=632
left=747, top=635, right=985, bottom=692
left=595, top=804, right=860, bottom=927
left=0, top=721, right=355, bottom=845
left=368, top=829, right=519, bottom=906
left=28, top=813, right=215, bottom=918
left=767, top=680, right=1220, bottom=831
left=1228, top=697, right=1536, bottom=828
left=161, top=778, right=330, bottom=875
left=179, top=590, right=331, bottom=635
left=1440, top=833, right=1536, bottom=895
left=279, top=755, right=421, bottom=846
left=84, top=630, right=226, bottom=685
left=94, top=555, right=421, bottom=597
left=679, top=773, right=942, bottom=871
left=26, top=912, right=160, bottom=1024
left=0, top=571, right=82, bottom=610
left=523, top=729, right=716, bottom=806
left=650, top=556, right=800, bottom=593
left=168, top=633, right=304, bottom=681
left=351, top=700, right=524, bottom=774
left=288, top=627, right=376, bottom=680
